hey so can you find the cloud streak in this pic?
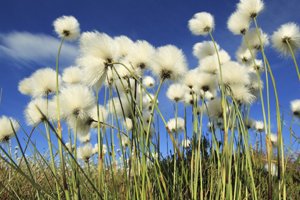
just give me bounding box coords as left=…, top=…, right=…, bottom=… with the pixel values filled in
left=0, top=32, right=79, bottom=68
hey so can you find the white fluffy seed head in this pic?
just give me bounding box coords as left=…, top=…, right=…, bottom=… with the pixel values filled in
left=243, top=28, right=269, bottom=50
left=188, top=12, right=215, bottom=36
left=0, top=116, right=19, bottom=142
left=142, top=93, right=159, bottom=110
left=193, top=41, right=220, bottom=59
left=78, top=143, right=94, bottom=161
left=267, top=133, right=278, bottom=145
left=142, top=111, right=151, bottom=125
left=151, top=45, right=188, bottom=81
left=89, top=105, right=108, bottom=129
left=198, top=50, right=231, bottom=74
left=65, top=142, right=75, bottom=152
left=202, top=90, right=216, bottom=101
left=18, top=77, right=35, bottom=96
left=183, top=69, right=201, bottom=89
left=290, top=99, right=300, bottom=117
left=243, top=118, right=255, bottom=129
left=183, top=92, right=195, bottom=105
left=166, top=83, right=187, bottom=102
left=227, top=84, right=256, bottom=105
left=182, top=139, right=191, bottom=148
left=271, top=22, right=300, bottom=56
left=93, top=143, right=107, bottom=155
left=120, top=135, right=130, bottom=147
left=62, top=66, right=82, bottom=84
left=60, top=84, right=95, bottom=120
left=218, top=61, right=250, bottom=86
left=77, top=56, right=107, bottom=90
left=166, top=117, right=185, bottom=133
left=123, top=118, right=133, bottom=131
left=227, top=10, right=251, bottom=35
left=114, top=35, right=134, bottom=58
left=204, top=98, right=224, bottom=120
left=196, top=72, right=217, bottom=95
left=254, top=120, right=264, bottom=132
left=264, top=163, right=277, bottom=176
left=142, top=76, right=155, bottom=88
left=80, top=31, right=120, bottom=62
left=236, top=46, right=257, bottom=65
left=247, top=59, right=264, bottom=73
left=237, top=0, right=264, bottom=19
left=53, top=16, right=80, bottom=40
left=198, top=55, right=219, bottom=74
left=30, top=68, right=61, bottom=97
left=127, top=40, right=156, bottom=70
left=79, top=31, right=98, bottom=50
left=78, top=133, right=91, bottom=143
left=25, top=98, right=54, bottom=126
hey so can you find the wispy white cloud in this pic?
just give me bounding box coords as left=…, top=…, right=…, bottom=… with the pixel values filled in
left=0, top=32, right=79, bottom=68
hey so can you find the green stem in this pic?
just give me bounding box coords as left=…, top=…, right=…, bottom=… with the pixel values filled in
left=286, top=40, right=300, bottom=80
left=55, top=37, right=69, bottom=199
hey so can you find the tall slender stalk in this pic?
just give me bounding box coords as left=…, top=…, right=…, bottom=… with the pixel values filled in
left=253, top=17, right=285, bottom=200
left=55, top=37, right=69, bottom=199
left=286, top=40, right=300, bottom=80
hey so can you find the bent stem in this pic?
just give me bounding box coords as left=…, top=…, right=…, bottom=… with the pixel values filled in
left=286, top=40, right=300, bottom=80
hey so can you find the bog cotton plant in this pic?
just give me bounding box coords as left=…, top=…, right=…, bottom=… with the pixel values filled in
left=290, top=99, right=300, bottom=118
left=25, top=98, right=55, bottom=126
left=217, top=61, right=250, bottom=86
left=242, top=28, right=269, bottom=50
left=151, top=45, right=188, bottom=81
left=18, top=78, right=34, bottom=96
left=227, top=10, right=251, bottom=35
left=78, top=143, right=95, bottom=162
left=237, top=0, right=264, bottom=19
left=183, top=69, right=201, bottom=90
left=188, top=12, right=215, bottom=36
left=198, top=51, right=231, bottom=74
left=264, top=163, right=277, bottom=177
left=60, top=84, right=95, bottom=121
left=0, top=116, right=19, bottom=142
left=53, top=15, right=80, bottom=40
left=192, top=41, right=220, bottom=59
left=19, top=68, right=60, bottom=97
left=126, top=40, right=156, bottom=71
left=62, top=66, right=83, bottom=84
left=78, top=133, right=91, bottom=143
left=236, top=46, right=257, bottom=64
left=123, top=118, right=133, bottom=131
left=182, top=139, right=191, bottom=148
left=166, top=83, right=186, bottom=102
left=272, top=23, right=300, bottom=79
left=114, top=35, right=134, bottom=58
left=142, top=76, right=155, bottom=88
left=271, top=23, right=300, bottom=56
left=166, top=117, right=185, bottom=133
left=254, top=120, right=264, bottom=132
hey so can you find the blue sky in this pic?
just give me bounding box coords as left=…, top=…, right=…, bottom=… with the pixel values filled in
left=0, top=0, right=299, bottom=156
